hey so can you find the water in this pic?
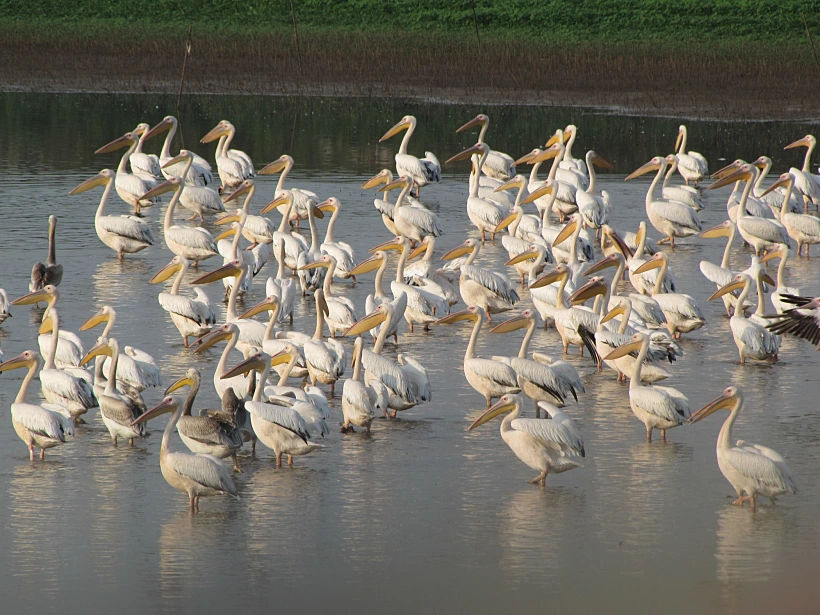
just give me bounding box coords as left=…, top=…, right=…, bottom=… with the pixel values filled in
left=0, top=93, right=818, bottom=614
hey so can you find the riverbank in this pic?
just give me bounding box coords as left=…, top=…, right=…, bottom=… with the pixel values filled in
left=1, top=22, right=818, bottom=120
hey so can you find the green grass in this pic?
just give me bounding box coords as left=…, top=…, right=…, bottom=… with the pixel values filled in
left=2, top=0, right=819, bottom=44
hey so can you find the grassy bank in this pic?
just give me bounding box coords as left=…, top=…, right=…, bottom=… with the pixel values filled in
left=1, top=2, right=818, bottom=119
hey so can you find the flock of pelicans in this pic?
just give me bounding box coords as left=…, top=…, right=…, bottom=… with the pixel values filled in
left=3, top=113, right=820, bottom=513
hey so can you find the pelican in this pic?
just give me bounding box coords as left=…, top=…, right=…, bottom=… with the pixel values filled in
left=468, top=394, right=584, bottom=486
left=490, top=309, right=582, bottom=410
left=157, top=370, right=246, bottom=472
left=379, top=115, right=441, bottom=196
left=200, top=120, right=254, bottom=191
left=524, top=182, right=593, bottom=265
left=79, top=306, right=162, bottom=390
left=344, top=303, right=422, bottom=415
left=712, top=159, right=776, bottom=222
left=300, top=289, right=345, bottom=394
left=507, top=244, right=564, bottom=326
left=221, top=351, right=320, bottom=467
left=763, top=292, right=820, bottom=347
left=575, top=151, right=614, bottom=232
left=435, top=306, right=519, bottom=407
left=95, top=131, right=156, bottom=215
left=613, top=222, right=675, bottom=295
left=267, top=241, right=297, bottom=323
left=144, top=115, right=213, bottom=185
left=12, top=286, right=84, bottom=368
left=238, top=296, right=308, bottom=381
left=194, top=323, right=254, bottom=400
left=708, top=274, right=780, bottom=364
left=141, top=176, right=218, bottom=265
left=0, top=289, right=10, bottom=325
left=69, top=169, right=154, bottom=261
left=401, top=236, right=460, bottom=305
left=699, top=220, right=747, bottom=316
left=557, top=124, right=589, bottom=177
left=0, top=350, right=74, bottom=460
left=342, top=337, right=376, bottom=433
left=633, top=252, right=705, bottom=338
left=550, top=213, right=592, bottom=283
left=604, top=333, right=690, bottom=442
left=689, top=386, right=796, bottom=511
left=763, top=172, right=820, bottom=257
left=494, top=175, right=544, bottom=245
left=662, top=156, right=704, bottom=211
left=751, top=156, right=801, bottom=214
left=347, top=250, right=407, bottom=342
left=515, top=148, right=585, bottom=212
left=155, top=150, right=224, bottom=221
left=378, top=177, right=443, bottom=243
left=674, top=125, right=708, bottom=185
left=783, top=134, right=820, bottom=211
left=213, top=220, right=253, bottom=296
left=299, top=254, right=358, bottom=337
left=446, top=143, right=508, bottom=242
left=29, top=215, right=63, bottom=292
left=760, top=246, right=800, bottom=314
left=149, top=256, right=215, bottom=347
left=130, top=122, right=163, bottom=188
left=219, top=180, right=275, bottom=247
left=456, top=113, right=516, bottom=179
left=131, top=395, right=238, bottom=512
left=361, top=169, right=431, bottom=236
left=317, top=198, right=356, bottom=279
left=709, top=165, right=789, bottom=255
left=625, top=155, right=701, bottom=246
left=442, top=238, right=519, bottom=320
left=81, top=337, right=147, bottom=446
left=528, top=135, right=580, bottom=220
left=257, top=154, right=319, bottom=222
left=264, top=196, right=307, bottom=273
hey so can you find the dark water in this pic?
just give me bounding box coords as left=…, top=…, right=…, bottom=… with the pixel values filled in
left=0, top=93, right=818, bottom=615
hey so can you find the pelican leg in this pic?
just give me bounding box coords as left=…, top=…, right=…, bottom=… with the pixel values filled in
left=112, top=436, right=118, bottom=447
left=391, top=409, right=398, bottom=418
left=660, top=429, right=667, bottom=443
left=189, top=495, right=196, bottom=512
left=232, top=453, right=242, bottom=473
left=28, top=445, right=35, bottom=461
left=486, top=397, right=492, bottom=409
left=480, top=229, right=486, bottom=243
left=578, top=345, right=584, bottom=356
left=187, top=213, right=197, bottom=221
left=276, top=453, right=283, bottom=468
left=657, top=237, right=670, bottom=245
left=194, top=496, right=200, bottom=512
left=529, top=470, right=547, bottom=485
left=534, top=401, right=541, bottom=418
left=40, top=448, right=45, bottom=460
left=365, top=421, right=372, bottom=434
left=118, top=251, right=124, bottom=262
left=287, top=455, right=294, bottom=468
left=251, top=436, right=257, bottom=457
left=129, top=438, right=134, bottom=446
left=646, top=427, right=652, bottom=442
left=330, top=382, right=336, bottom=396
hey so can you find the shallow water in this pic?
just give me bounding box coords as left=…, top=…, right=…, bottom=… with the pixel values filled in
left=0, top=93, right=818, bottom=614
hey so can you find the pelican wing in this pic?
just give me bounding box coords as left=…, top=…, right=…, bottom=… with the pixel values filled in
left=511, top=417, right=585, bottom=457
left=509, top=357, right=566, bottom=402
left=130, top=152, right=161, bottom=178
left=648, top=200, right=701, bottom=231
left=42, top=369, right=97, bottom=408
left=650, top=385, right=690, bottom=419
left=461, top=265, right=519, bottom=305
left=469, top=357, right=518, bottom=388
left=158, top=292, right=207, bottom=323
left=630, top=387, right=686, bottom=422
left=396, top=206, right=443, bottom=237
left=116, top=172, right=151, bottom=199
left=725, top=446, right=797, bottom=494
left=738, top=217, right=789, bottom=245
left=362, top=349, right=416, bottom=403
left=11, top=402, right=73, bottom=441
left=653, top=292, right=704, bottom=320
left=731, top=318, right=780, bottom=355
left=182, top=186, right=224, bottom=214
left=246, top=400, right=310, bottom=442
left=699, top=260, right=735, bottom=287
left=398, top=354, right=431, bottom=402
left=179, top=416, right=241, bottom=448
left=165, top=451, right=237, bottom=495
left=304, top=341, right=338, bottom=378
left=783, top=212, right=820, bottom=239
left=102, top=353, right=149, bottom=390
left=99, top=215, right=154, bottom=244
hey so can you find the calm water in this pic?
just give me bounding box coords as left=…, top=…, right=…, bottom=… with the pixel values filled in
left=0, top=93, right=819, bottom=614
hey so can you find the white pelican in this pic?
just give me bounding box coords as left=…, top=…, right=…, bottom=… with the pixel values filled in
left=144, top=115, right=213, bottom=185
left=751, top=156, right=801, bottom=214
left=446, top=143, right=508, bottom=242
left=441, top=238, right=519, bottom=320
left=221, top=351, right=320, bottom=467
left=575, top=151, right=613, bottom=232
left=155, top=150, right=224, bottom=221
left=344, top=304, right=422, bottom=415
left=317, top=198, right=356, bottom=278
left=528, top=264, right=601, bottom=354
left=378, top=177, right=443, bottom=243
left=194, top=323, right=255, bottom=400
left=524, top=182, right=594, bottom=265
left=617, top=221, right=675, bottom=295
left=689, top=386, right=797, bottom=510
left=506, top=244, right=564, bottom=326
left=605, top=333, right=690, bottom=442
left=264, top=196, right=307, bottom=274
left=347, top=250, right=407, bottom=342
left=79, top=306, right=162, bottom=390
left=494, top=175, right=544, bottom=244
left=219, top=180, right=275, bottom=247
left=69, top=169, right=154, bottom=261
left=12, top=286, right=84, bottom=368
left=0, top=289, right=10, bottom=324
left=763, top=293, right=820, bottom=347
left=300, top=289, right=345, bottom=394
left=401, top=236, right=460, bottom=305
left=435, top=305, right=519, bottom=407
left=674, top=125, right=708, bottom=185
left=711, top=159, right=776, bottom=221
left=490, top=309, right=582, bottom=410
left=341, top=336, right=376, bottom=433
left=95, top=131, right=156, bottom=215
left=699, top=220, right=746, bottom=316
left=709, top=164, right=790, bottom=255
left=0, top=350, right=74, bottom=460
left=784, top=134, right=820, bottom=211
left=361, top=168, right=431, bottom=236
left=141, top=176, right=218, bottom=265
left=515, top=148, right=586, bottom=212
left=456, top=113, right=516, bottom=179
left=299, top=254, right=358, bottom=337
left=237, top=297, right=308, bottom=382
left=379, top=115, right=441, bottom=196
left=279, top=196, right=325, bottom=295
left=708, top=274, right=780, bottom=363
left=155, top=369, right=245, bottom=472
left=267, top=241, right=297, bottom=323
left=149, top=256, right=215, bottom=347
left=130, top=123, right=163, bottom=188
left=130, top=395, right=238, bottom=512
left=633, top=252, right=705, bottom=338
left=200, top=120, right=254, bottom=191
left=557, top=124, right=589, bottom=176
left=550, top=213, right=592, bottom=284
left=625, top=155, right=701, bottom=246
left=81, top=337, right=147, bottom=446
left=29, top=215, right=63, bottom=292
left=529, top=134, right=580, bottom=220
left=468, top=393, right=584, bottom=486
left=662, top=157, right=704, bottom=211
left=213, top=219, right=253, bottom=296
left=760, top=245, right=800, bottom=314
left=257, top=154, right=319, bottom=222
left=763, top=172, right=820, bottom=256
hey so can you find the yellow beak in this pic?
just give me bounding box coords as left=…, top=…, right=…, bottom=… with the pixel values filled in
left=222, top=355, right=266, bottom=380
left=708, top=279, right=746, bottom=301
left=521, top=183, right=554, bottom=204
left=553, top=218, right=578, bottom=248
left=0, top=353, right=34, bottom=373
left=192, top=262, right=243, bottom=285
left=489, top=314, right=529, bottom=334
left=468, top=400, right=516, bottom=430
left=140, top=179, right=179, bottom=201
left=349, top=254, right=385, bottom=276
left=69, top=172, right=110, bottom=195
left=344, top=311, right=387, bottom=336
left=238, top=296, right=279, bottom=319
left=12, top=289, right=51, bottom=306
left=379, top=118, right=410, bottom=142
left=95, top=134, right=134, bottom=154
left=445, top=143, right=483, bottom=165
left=261, top=194, right=291, bottom=214
left=165, top=376, right=195, bottom=395
left=149, top=260, right=183, bottom=284
left=79, top=311, right=109, bottom=331
left=435, top=308, right=477, bottom=326
left=80, top=340, right=112, bottom=366
left=258, top=158, right=289, bottom=175
left=785, top=136, right=812, bottom=150
left=600, top=305, right=626, bottom=324
left=624, top=160, right=661, bottom=181
left=688, top=391, right=735, bottom=424
left=505, top=249, right=537, bottom=266
left=441, top=242, right=473, bottom=261
left=604, top=339, right=642, bottom=361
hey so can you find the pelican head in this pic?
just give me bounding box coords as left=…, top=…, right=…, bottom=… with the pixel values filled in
left=200, top=120, right=232, bottom=144
left=299, top=253, right=336, bottom=271
left=133, top=122, right=151, bottom=137
left=674, top=125, right=688, bottom=152
left=468, top=393, right=522, bottom=430
left=130, top=395, right=180, bottom=426
left=12, top=285, right=57, bottom=307
left=505, top=244, right=540, bottom=266
left=69, top=169, right=115, bottom=195
left=604, top=332, right=646, bottom=361
left=708, top=164, right=755, bottom=190
left=513, top=148, right=541, bottom=167
left=149, top=256, right=188, bottom=284
left=625, top=156, right=664, bottom=181
left=257, top=154, right=293, bottom=175
left=441, top=238, right=478, bottom=261
left=80, top=336, right=114, bottom=366
left=261, top=193, right=292, bottom=215
left=708, top=273, right=750, bottom=301
left=361, top=169, right=393, bottom=191
left=445, top=142, right=489, bottom=165
left=369, top=235, right=408, bottom=254
left=521, top=179, right=556, bottom=205
left=408, top=236, right=434, bottom=261
left=80, top=305, right=115, bottom=332
left=553, top=214, right=581, bottom=247
left=589, top=151, right=614, bottom=169
left=378, top=175, right=413, bottom=193
left=317, top=197, right=340, bottom=215
left=379, top=116, right=415, bottom=142
left=95, top=131, right=137, bottom=154
left=688, top=386, right=741, bottom=424
left=584, top=252, right=623, bottom=276
left=349, top=251, right=388, bottom=276
left=344, top=304, right=390, bottom=336
left=163, top=150, right=194, bottom=169
left=529, top=264, right=569, bottom=289
left=494, top=175, right=527, bottom=193
left=700, top=220, right=735, bottom=239
left=192, top=260, right=243, bottom=285
left=165, top=368, right=201, bottom=395
left=435, top=304, right=484, bottom=326
left=490, top=309, right=536, bottom=334
left=222, top=351, right=274, bottom=380
left=0, top=350, right=41, bottom=373
left=529, top=143, right=563, bottom=164
left=600, top=302, right=628, bottom=325
left=761, top=172, right=794, bottom=197
left=784, top=134, right=816, bottom=151
left=456, top=114, right=489, bottom=133
left=223, top=179, right=255, bottom=204
left=238, top=295, right=279, bottom=319
left=545, top=129, right=567, bottom=147
left=710, top=159, right=745, bottom=180
left=567, top=277, right=607, bottom=305
left=214, top=221, right=242, bottom=242
left=194, top=323, right=238, bottom=353
left=601, top=225, right=634, bottom=259
left=141, top=176, right=182, bottom=201
left=632, top=251, right=668, bottom=274
left=760, top=245, right=789, bottom=264
left=144, top=116, right=178, bottom=141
